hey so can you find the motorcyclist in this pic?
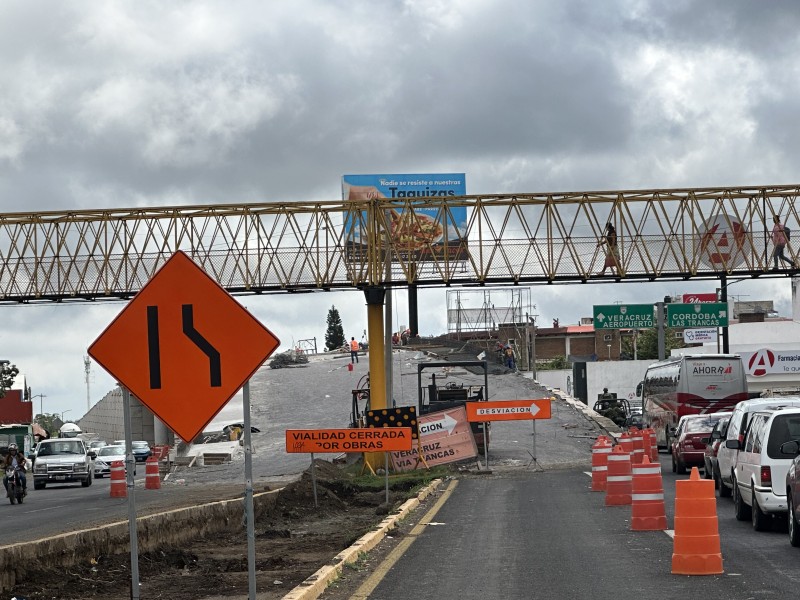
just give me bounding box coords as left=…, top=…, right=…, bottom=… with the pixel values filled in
left=3, top=443, right=27, bottom=497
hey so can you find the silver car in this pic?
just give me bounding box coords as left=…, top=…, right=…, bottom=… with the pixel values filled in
left=93, top=445, right=135, bottom=478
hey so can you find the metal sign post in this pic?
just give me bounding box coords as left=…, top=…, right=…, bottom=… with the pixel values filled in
left=243, top=380, right=257, bottom=600
left=122, top=388, right=140, bottom=600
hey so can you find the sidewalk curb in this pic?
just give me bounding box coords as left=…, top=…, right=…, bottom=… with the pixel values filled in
left=281, top=478, right=446, bottom=600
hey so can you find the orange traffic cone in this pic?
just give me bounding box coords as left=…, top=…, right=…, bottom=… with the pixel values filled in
left=605, top=445, right=632, bottom=506
left=628, top=428, right=645, bottom=465
left=643, top=427, right=658, bottom=462
left=591, top=436, right=613, bottom=492
left=619, top=431, right=634, bottom=457
left=109, top=460, right=127, bottom=498
left=672, top=467, right=723, bottom=575
left=145, top=455, right=161, bottom=490
left=631, top=455, right=667, bottom=530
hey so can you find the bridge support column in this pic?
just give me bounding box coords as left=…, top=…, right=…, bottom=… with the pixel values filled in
left=409, top=283, right=419, bottom=338
left=364, top=286, right=387, bottom=473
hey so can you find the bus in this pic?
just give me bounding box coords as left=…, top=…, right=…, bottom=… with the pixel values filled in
left=639, top=354, right=748, bottom=451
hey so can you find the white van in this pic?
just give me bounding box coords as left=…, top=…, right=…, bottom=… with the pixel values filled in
left=716, top=397, right=800, bottom=498
left=726, top=407, right=800, bottom=530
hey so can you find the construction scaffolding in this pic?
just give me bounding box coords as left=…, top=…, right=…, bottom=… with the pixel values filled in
left=446, top=288, right=533, bottom=338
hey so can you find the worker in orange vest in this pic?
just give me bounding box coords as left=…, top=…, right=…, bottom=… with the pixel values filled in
left=350, top=337, right=360, bottom=364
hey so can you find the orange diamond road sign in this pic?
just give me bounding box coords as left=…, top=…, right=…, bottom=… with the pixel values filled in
left=466, top=399, right=552, bottom=422
left=88, top=251, right=280, bottom=442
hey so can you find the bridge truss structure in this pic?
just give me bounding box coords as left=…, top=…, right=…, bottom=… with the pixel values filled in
left=1, top=184, right=798, bottom=303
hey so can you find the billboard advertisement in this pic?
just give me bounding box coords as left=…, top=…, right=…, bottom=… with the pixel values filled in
left=342, top=173, right=467, bottom=260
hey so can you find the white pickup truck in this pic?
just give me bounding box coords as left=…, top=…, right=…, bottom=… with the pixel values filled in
left=32, top=438, right=95, bottom=490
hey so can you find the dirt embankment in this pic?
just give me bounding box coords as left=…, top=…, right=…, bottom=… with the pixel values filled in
left=8, top=460, right=444, bottom=600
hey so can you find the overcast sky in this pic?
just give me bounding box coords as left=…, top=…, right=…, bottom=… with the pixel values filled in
left=2, top=1, right=799, bottom=421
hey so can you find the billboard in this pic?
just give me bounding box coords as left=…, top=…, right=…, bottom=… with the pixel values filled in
left=342, top=173, right=467, bottom=260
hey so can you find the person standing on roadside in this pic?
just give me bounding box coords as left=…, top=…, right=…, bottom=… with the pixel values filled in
left=349, top=337, right=360, bottom=363
left=772, top=215, right=795, bottom=270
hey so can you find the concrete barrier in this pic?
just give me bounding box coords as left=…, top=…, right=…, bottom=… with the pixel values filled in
left=0, top=489, right=280, bottom=593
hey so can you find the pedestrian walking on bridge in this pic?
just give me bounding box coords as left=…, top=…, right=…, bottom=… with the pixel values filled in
left=772, top=215, right=795, bottom=270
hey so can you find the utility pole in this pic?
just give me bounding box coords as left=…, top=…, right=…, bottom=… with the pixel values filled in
left=84, top=356, right=91, bottom=412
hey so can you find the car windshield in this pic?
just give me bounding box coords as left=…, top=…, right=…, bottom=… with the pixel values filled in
left=132, top=442, right=149, bottom=449
left=684, top=417, right=721, bottom=433
left=38, top=441, right=83, bottom=455
left=98, top=446, right=125, bottom=457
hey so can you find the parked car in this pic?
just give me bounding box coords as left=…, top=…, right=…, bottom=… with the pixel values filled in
left=32, top=438, right=95, bottom=489
left=113, top=440, right=152, bottom=462
left=671, top=413, right=729, bottom=475
left=93, top=445, right=136, bottom=478
left=717, top=397, right=800, bottom=498
left=727, top=407, right=800, bottom=530
left=703, top=411, right=733, bottom=487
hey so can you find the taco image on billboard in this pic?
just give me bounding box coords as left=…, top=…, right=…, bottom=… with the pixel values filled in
left=390, top=211, right=444, bottom=249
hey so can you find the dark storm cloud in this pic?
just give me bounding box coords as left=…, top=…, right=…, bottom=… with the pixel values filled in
left=1, top=1, right=798, bottom=416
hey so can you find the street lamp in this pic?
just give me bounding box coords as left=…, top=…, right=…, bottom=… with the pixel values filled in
left=30, top=394, right=46, bottom=416
left=60, top=409, right=72, bottom=421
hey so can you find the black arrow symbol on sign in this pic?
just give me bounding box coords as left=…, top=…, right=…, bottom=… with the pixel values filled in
left=182, top=304, right=222, bottom=387
left=146, top=304, right=222, bottom=389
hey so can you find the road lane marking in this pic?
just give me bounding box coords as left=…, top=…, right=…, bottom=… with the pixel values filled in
left=348, top=478, right=459, bottom=600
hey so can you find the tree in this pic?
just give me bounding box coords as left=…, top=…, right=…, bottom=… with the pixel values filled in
left=621, top=328, right=686, bottom=360
left=35, top=413, right=59, bottom=438
left=0, top=361, right=19, bottom=398
left=325, top=306, right=346, bottom=352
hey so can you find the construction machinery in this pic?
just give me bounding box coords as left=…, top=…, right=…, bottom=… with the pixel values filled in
left=417, top=361, right=489, bottom=451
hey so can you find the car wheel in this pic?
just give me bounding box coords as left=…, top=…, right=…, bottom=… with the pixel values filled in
left=789, top=490, right=800, bottom=547
left=752, top=488, right=770, bottom=531
left=734, top=478, right=751, bottom=521
left=716, top=466, right=731, bottom=498
left=676, top=456, right=687, bottom=475
left=671, top=453, right=677, bottom=473
left=704, top=459, right=712, bottom=479
left=33, top=481, right=45, bottom=490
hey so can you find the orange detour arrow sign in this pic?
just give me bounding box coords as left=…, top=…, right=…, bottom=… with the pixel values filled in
left=88, top=251, right=281, bottom=443
left=285, top=428, right=414, bottom=454
left=466, top=399, right=552, bottom=422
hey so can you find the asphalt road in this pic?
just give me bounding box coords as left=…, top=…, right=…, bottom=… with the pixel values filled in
left=329, top=455, right=800, bottom=600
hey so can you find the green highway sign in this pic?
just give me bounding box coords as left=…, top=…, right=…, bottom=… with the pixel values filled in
left=666, top=302, right=729, bottom=328
left=593, top=304, right=655, bottom=329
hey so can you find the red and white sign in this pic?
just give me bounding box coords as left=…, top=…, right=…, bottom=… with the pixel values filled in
left=466, top=399, right=551, bottom=422
left=696, top=214, right=748, bottom=269
left=740, top=348, right=800, bottom=377
left=682, top=293, right=718, bottom=303
left=391, top=406, right=477, bottom=472
left=89, top=251, right=281, bottom=442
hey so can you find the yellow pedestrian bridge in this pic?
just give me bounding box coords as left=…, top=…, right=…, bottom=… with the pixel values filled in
left=1, top=184, right=797, bottom=302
